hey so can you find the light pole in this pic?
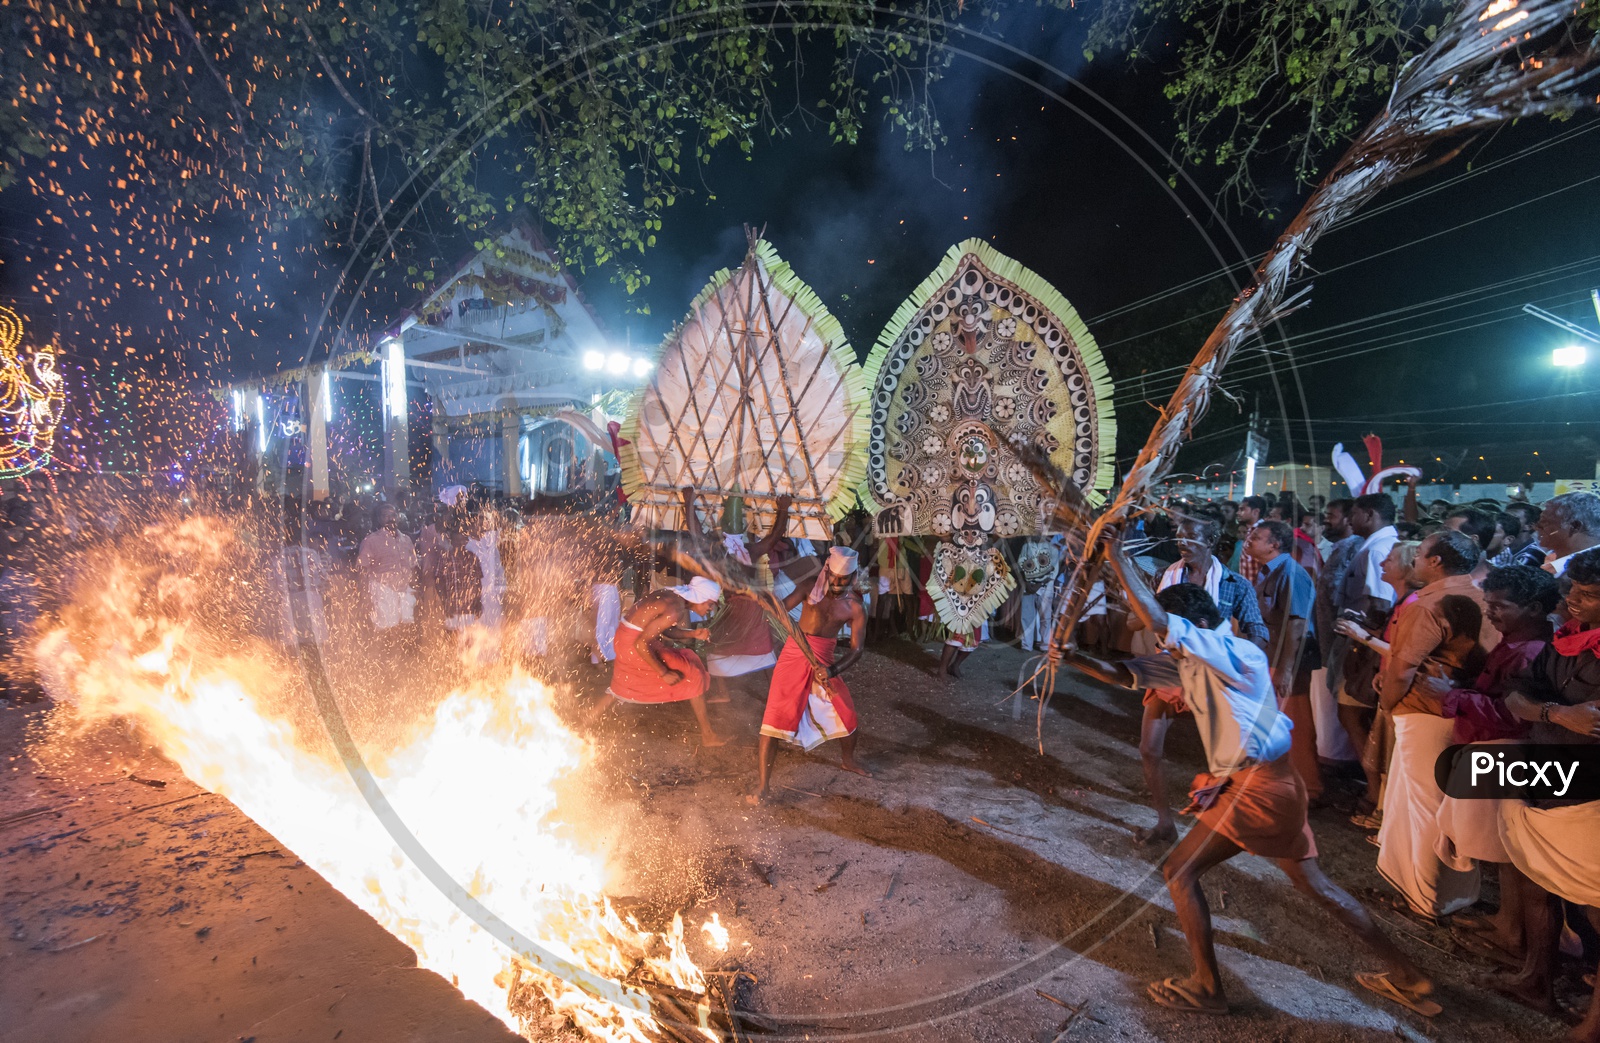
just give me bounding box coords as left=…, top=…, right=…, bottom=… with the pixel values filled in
left=1522, top=291, right=1599, bottom=367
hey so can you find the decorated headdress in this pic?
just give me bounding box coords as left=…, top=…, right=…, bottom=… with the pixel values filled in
left=860, top=241, right=1114, bottom=632
left=619, top=234, right=869, bottom=541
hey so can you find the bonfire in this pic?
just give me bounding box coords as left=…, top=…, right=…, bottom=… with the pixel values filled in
left=33, top=513, right=748, bottom=1043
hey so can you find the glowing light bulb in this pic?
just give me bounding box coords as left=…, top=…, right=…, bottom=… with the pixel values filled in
left=582, top=350, right=606, bottom=371
left=606, top=352, right=629, bottom=375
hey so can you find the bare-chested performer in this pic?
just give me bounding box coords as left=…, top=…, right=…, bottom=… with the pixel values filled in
left=1053, top=535, right=1437, bottom=1018
left=589, top=576, right=728, bottom=747
left=749, top=546, right=871, bottom=802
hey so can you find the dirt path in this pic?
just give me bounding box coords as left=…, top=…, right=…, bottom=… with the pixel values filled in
left=1, top=635, right=1570, bottom=1042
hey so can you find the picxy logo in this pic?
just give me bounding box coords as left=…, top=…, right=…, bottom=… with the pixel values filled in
left=1436, top=744, right=1600, bottom=801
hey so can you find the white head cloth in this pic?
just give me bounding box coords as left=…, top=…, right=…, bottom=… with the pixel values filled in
left=807, top=546, right=860, bottom=604
left=438, top=484, right=468, bottom=508
left=670, top=576, right=723, bottom=606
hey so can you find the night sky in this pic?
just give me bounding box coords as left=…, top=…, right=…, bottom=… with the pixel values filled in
left=2, top=6, right=1597, bottom=486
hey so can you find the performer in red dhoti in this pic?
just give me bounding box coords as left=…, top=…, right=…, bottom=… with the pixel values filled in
left=589, top=576, right=727, bottom=747
left=749, top=547, right=871, bottom=803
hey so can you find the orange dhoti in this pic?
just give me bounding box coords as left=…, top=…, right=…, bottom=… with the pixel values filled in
left=761, top=634, right=857, bottom=750
left=1188, top=756, right=1317, bottom=861
left=607, top=620, right=709, bottom=704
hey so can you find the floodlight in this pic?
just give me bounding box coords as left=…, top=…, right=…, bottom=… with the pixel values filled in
left=582, top=350, right=606, bottom=371
left=606, top=352, right=629, bottom=374
left=1553, top=344, right=1588, bottom=367
left=632, top=357, right=653, bottom=377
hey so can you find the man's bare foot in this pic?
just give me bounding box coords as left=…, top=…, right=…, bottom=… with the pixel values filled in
left=1134, top=822, right=1178, bottom=846
left=701, top=732, right=730, bottom=748
left=840, top=759, right=874, bottom=778
left=745, top=789, right=767, bottom=806
left=707, top=693, right=732, bottom=704
left=1480, top=970, right=1558, bottom=1015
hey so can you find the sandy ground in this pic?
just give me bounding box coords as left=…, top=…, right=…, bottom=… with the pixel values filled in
left=1, top=632, right=1584, bottom=1043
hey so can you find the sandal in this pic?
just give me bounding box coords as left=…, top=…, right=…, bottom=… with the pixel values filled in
left=1356, top=971, right=1442, bottom=1017
left=1350, top=811, right=1383, bottom=830
left=1146, top=977, right=1229, bottom=1015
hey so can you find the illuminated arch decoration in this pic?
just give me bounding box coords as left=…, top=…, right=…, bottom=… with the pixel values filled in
left=861, top=240, right=1114, bottom=632
left=0, top=307, right=66, bottom=480
left=620, top=237, right=869, bottom=540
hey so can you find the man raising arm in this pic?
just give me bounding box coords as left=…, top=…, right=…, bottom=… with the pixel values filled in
left=1053, top=535, right=1437, bottom=1019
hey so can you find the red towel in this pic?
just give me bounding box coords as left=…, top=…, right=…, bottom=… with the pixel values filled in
left=607, top=623, right=708, bottom=704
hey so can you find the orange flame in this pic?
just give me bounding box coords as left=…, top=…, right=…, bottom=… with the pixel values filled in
left=36, top=515, right=725, bottom=1042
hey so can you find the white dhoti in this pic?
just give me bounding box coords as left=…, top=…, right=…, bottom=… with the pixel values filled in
left=707, top=652, right=778, bottom=677
left=592, top=583, right=621, bottom=662
left=1310, top=667, right=1359, bottom=761
left=1436, top=737, right=1516, bottom=869
left=1019, top=592, right=1046, bottom=652
left=1377, top=713, right=1479, bottom=916
left=369, top=581, right=416, bottom=630
left=1499, top=798, right=1600, bottom=907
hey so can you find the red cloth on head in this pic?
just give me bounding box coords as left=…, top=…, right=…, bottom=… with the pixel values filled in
left=607, top=623, right=708, bottom=704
